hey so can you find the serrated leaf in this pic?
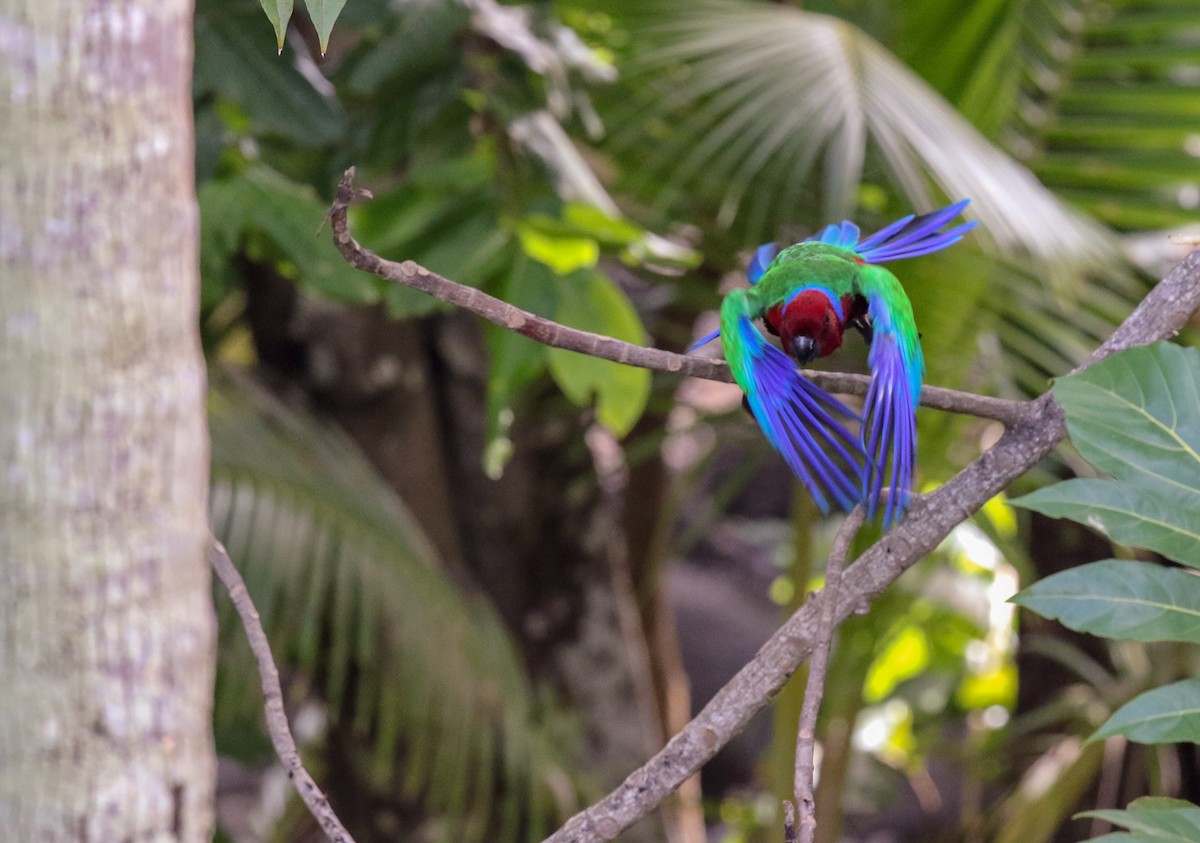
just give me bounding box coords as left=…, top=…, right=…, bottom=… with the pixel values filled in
left=1053, top=343, right=1200, bottom=505
left=258, top=0, right=293, bottom=51
left=546, top=272, right=650, bottom=437
left=1012, top=560, right=1200, bottom=644
left=1092, top=679, right=1200, bottom=745
left=1079, top=800, right=1200, bottom=841
left=303, top=0, right=348, bottom=55
left=1012, top=479, right=1200, bottom=568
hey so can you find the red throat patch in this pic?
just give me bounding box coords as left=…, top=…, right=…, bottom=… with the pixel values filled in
left=769, top=290, right=846, bottom=361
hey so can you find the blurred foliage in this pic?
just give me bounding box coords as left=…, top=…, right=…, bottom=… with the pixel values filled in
left=1013, top=343, right=1200, bottom=838
left=204, top=0, right=1200, bottom=840
left=209, top=370, right=578, bottom=840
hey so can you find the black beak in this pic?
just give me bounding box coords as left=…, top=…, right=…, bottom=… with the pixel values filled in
left=791, top=335, right=818, bottom=364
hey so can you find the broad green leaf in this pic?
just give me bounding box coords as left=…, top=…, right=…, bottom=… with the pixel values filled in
left=547, top=272, right=650, bottom=437
left=1053, top=343, right=1200, bottom=505
left=257, top=0, right=293, bottom=51
left=303, top=0, right=348, bottom=55
left=517, top=224, right=600, bottom=275
left=863, top=625, right=930, bottom=703
left=1012, top=479, right=1200, bottom=568
left=1092, top=679, right=1200, bottom=745
left=561, top=204, right=645, bottom=245
left=1012, top=560, right=1200, bottom=644
left=1080, top=799, right=1200, bottom=841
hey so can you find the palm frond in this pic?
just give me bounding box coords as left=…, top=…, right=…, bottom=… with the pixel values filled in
left=208, top=368, right=575, bottom=840
left=601, top=0, right=1114, bottom=279
left=1007, top=0, right=1200, bottom=250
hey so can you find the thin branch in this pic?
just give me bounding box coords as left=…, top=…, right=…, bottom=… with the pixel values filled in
left=538, top=246, right=1200, bottom=843
left=207, top=539, right=359, bottom=843
left=794, top=506, right=864, bottom=843
left=783, top=800, right=798, bottom=843
left=328, top=168, right=1028, bottom=427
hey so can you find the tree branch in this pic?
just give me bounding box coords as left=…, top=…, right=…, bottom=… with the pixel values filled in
left=537, top=246, right=1200, bottom=843
left=328, top=168, right=1027, bottom=427
left=794, top=506, right=864, bottom=843
left=796, top=504, right=864, bottom=840
left=208, top=539, right=358, bottom=843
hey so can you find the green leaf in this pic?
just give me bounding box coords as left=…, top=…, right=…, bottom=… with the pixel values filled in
left=1079, top=799, right=1200, bottom=841
left=303, top=0, right=348, bottom=55
left=517, top=224, right=600, bottom=276
left=1012, top=479, right=1200, bottom=568
left=547, top=272, right=650, bottom=437
left=1012, top=560, right=1200, bottom=644
left=257, top=0, right=293, bottom=51
left=1092, top=679, right=1200, bottom=745
left=1054, top=343, right=1200, bottom=505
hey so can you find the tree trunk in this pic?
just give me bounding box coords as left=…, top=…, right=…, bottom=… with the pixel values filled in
left=0, top=1, right=215, bottom=839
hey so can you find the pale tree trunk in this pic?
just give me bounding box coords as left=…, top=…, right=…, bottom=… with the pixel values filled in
left=0, top=0, right=215, bottom=840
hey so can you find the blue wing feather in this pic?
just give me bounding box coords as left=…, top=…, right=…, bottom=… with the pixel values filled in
left=687, top=328, right=723, bottom=352
left=862, top=330, right=918, bottom=527
left=856, top=200, right=976, bottom=263
left=804, top=199, right=975, bottom=264
left=737, top=318, right=866, bottom=513
left=748, top=243, right=779, bottom=284
left=689, top=242, right=779, bottom=350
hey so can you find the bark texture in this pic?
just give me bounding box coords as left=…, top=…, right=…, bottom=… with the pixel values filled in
left=0, top=0, right=215, bottom=839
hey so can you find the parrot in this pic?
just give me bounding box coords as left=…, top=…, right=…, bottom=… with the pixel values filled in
left=691, top=201, right=977, bottom=527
